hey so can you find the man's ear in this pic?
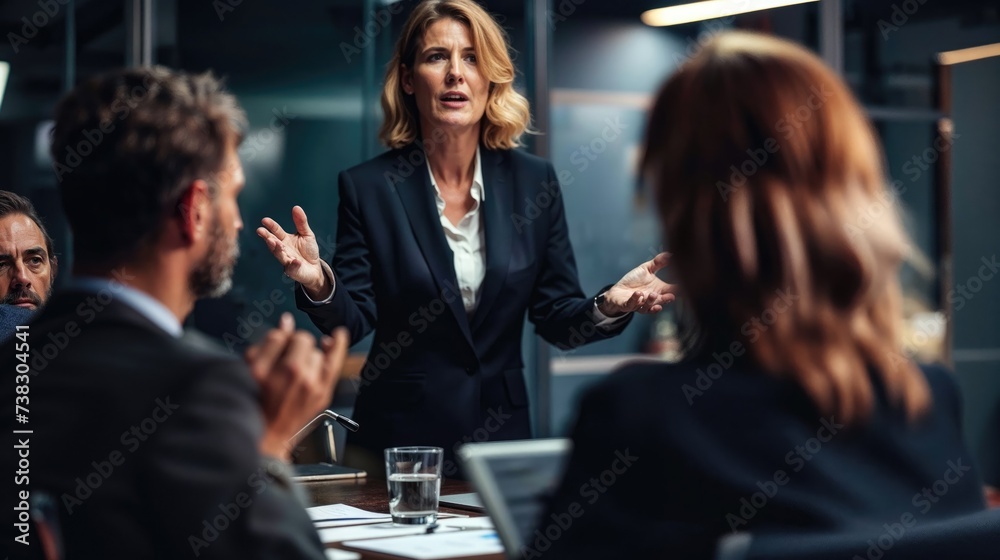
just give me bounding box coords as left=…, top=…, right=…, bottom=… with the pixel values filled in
left=50, top=255, right=58, bottom=282
left=176, top=179, right=212, bottom=244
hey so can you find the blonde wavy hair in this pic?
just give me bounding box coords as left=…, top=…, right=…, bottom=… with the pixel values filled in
left=643, top=32, right=931, bottom=424
left=379, top=0, right=532, bottom=150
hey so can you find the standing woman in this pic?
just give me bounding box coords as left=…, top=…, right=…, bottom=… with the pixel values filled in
left=258, top=0, right=673, bottom=474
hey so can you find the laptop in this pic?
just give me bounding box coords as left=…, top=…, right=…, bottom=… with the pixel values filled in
left=456, top=438, right=572, bottom=559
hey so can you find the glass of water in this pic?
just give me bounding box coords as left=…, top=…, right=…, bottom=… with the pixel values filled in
left=384, top=446, right=443, bottom=525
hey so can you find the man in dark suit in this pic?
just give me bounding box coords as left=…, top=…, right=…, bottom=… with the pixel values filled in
left=0, top=303, right=33, bottom=343
left=3, top=67, right=348, bottom=559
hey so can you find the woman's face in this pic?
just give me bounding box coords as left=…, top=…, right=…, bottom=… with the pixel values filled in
left=403, top=18, right=490, bottom=137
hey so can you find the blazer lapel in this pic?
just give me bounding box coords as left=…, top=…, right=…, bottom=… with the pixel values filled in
left=391, top=144, right=475, bottom=348
left=471, top=148, right=512, bottom=332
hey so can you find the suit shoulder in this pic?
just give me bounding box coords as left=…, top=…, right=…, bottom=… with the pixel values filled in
left=171, top=332, right=253, bottom=386
left=580, top=359, right=680, bottom=412
left=342, top=149, right=403, bottom=178
left=916, top=361, right=962, bottom=411
left=917, top=361, right=956, bottom=387
left=591, top=358, right=798, bottom=415
left=505, top=148, right=551, bottom=172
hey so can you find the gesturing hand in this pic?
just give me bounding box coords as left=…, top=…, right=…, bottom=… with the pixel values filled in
left=599, top=252, right=676, bottom=316
left=246, top=313, right=350, bottom=462
left=257, top=206, right=328, bottom=296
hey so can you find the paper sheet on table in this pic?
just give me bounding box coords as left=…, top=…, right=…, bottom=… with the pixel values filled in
left=342, top=529, right=504, bottom=559
left=307, top=503, right=392, bottom=523
left=324, top=549, right=361, bottom=560
left=318, top=517, right=493, bottom=544
left=309, top=503, right=469, bottom=529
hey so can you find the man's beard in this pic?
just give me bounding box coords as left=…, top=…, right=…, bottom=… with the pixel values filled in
left=1, top=285, right=46, bottom=309
left=189, top=213, right=240, bottom=299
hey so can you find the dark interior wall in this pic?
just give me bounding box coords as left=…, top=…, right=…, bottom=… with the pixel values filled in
left=949, top=56, right=1000, bottom=485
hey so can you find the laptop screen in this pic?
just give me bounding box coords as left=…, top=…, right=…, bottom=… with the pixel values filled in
left=458, top=439, right=571, bottom=556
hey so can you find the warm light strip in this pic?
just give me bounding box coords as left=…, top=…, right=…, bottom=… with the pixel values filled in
left=938, top=43, right=1000, bottom=66
left=641, top=0, right=819, bottom=27
left=0, top=62, right=9, bottom=112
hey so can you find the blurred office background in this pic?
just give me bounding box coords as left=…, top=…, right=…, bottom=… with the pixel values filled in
left=1, top=0, right=998, bottom=475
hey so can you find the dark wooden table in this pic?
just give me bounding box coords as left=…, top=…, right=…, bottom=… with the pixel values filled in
left=302, top=478, right=504, bottom=560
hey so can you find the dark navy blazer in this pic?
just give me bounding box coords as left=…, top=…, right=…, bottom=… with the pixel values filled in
left=297, top=144, right=631, bottom=474
left=539, top=361, right=987, bottom=559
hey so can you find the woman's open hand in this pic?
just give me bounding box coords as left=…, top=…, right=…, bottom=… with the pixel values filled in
left=599, top=252, right=676, bottom=316
left=257, top=206, right=329, bottom=296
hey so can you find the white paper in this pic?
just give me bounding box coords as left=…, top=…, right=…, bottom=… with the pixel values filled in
left=318, top=517, right=486, bottom=544
left=306, top=503, right=391, bottom=522
left=342, top=530, right=504, bottom=559
left=324, top=549, right=361, bottom=560
left=319, top=522, right=459, bottom=543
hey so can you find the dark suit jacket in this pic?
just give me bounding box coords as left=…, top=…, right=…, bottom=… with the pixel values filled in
left=2, top=291, right=324, bottom=559
left=297, top=145, right=630, bottom=474
left=537, top=360, right=987, bottom=559
left=0, top=303, right=34, bottom=343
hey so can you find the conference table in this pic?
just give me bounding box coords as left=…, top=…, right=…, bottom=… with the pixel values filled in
left=303, top=477, right=505, bottom=560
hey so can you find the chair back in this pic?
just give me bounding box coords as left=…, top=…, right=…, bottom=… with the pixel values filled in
left=716, top=509, right=1000, bottom=560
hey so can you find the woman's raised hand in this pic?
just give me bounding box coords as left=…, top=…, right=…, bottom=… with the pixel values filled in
left=258, top=206, right=329, bottom=296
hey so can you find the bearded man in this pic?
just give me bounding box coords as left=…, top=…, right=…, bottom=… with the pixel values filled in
left=3, top=67, right=347, bottom=560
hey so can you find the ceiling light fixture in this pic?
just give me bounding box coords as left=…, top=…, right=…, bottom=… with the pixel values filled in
left=938, top=42, right=1000, bottom=66
left=641, top=0, right=820, bottom=27
left=0, top=62, right=9, bottom=113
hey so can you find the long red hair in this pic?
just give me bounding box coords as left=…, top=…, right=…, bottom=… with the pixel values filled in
left=643, top=32, right=930, bottom=424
